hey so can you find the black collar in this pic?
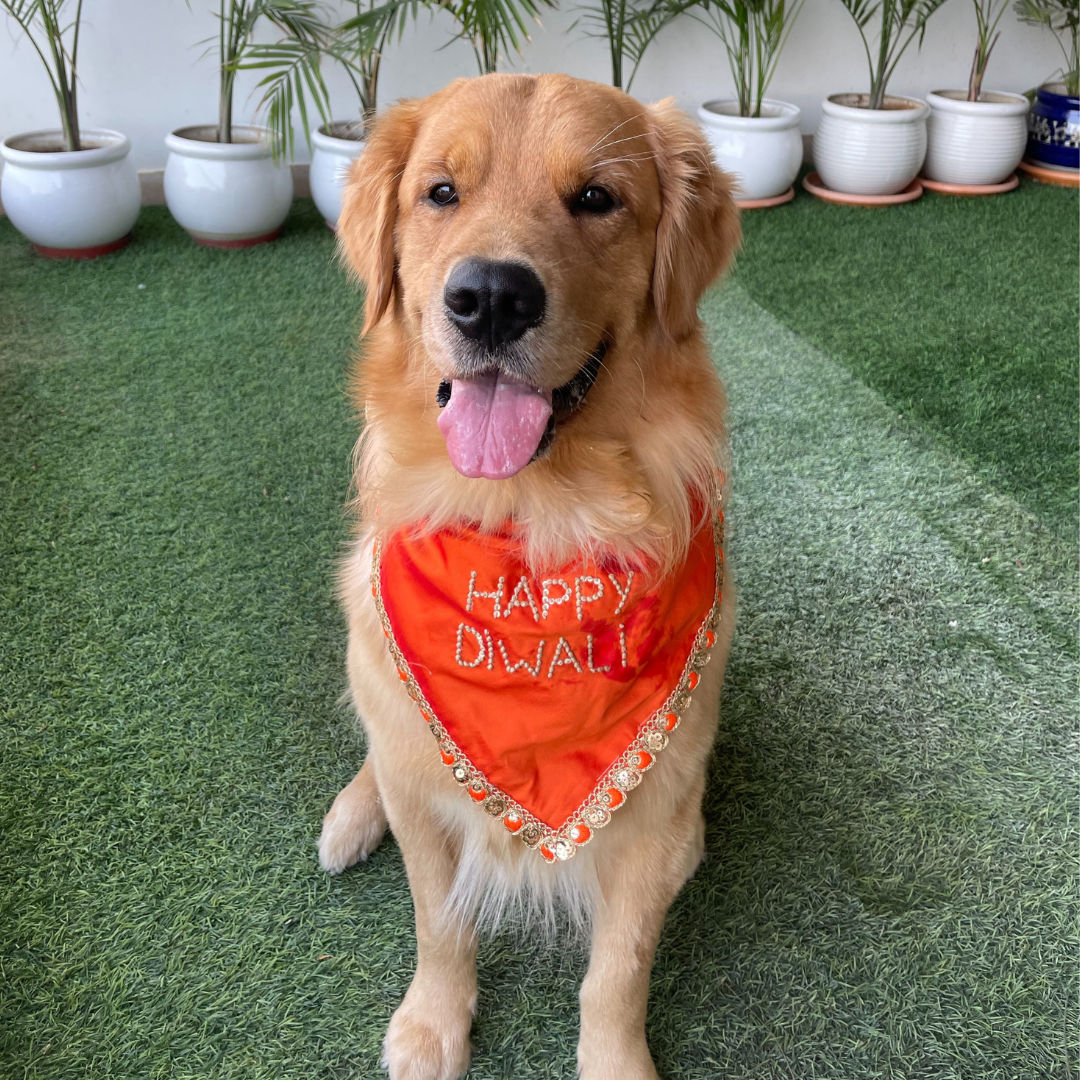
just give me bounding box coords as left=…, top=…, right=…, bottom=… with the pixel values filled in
left=552, top=341, right=605, bottom=423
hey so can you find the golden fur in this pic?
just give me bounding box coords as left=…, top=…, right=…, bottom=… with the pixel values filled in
left=319, top=73, right=740, bottom=1080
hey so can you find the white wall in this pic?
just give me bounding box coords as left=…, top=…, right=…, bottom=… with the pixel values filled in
left=0, top=0, right=1058, bottom=173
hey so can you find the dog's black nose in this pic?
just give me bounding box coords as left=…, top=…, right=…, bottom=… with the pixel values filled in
left=444, top=258, right=545, bottom=350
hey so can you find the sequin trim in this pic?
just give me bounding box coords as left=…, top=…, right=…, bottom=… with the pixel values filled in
left=370, top=501, right=726, bottom=862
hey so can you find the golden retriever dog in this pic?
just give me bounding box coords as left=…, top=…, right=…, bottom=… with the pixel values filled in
left=319, top=73, right=740, bottom=1080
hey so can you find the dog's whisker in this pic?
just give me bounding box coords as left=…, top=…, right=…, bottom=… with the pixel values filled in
left=592, top=149, right=657, bottom=164
left=586, top=109, right=649, bottom=154
left=590, top=152, right=659, bottom=171
left=587, top=131, right=651, bottom=159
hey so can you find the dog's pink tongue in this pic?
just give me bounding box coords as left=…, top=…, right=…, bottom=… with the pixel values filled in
left=437, top=372, right=553, bottom=480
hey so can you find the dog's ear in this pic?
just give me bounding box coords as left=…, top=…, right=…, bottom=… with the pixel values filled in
left=646, top=98, right=741, bottom=342
left=337, top=99, right=423, bottom=336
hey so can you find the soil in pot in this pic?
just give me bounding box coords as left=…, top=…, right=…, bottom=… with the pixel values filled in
left=322, top=120, right=367, bottom=141
left=8, top=133, right=114, bottom=154
left=830, top=94, right=923, bottom=111
left=173, top=125, right=271, bottom=146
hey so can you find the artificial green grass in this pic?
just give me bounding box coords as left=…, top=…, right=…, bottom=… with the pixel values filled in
left=1, top=187, right=1076, bottom=1080
left=735, top=180, right=1079, bottom=540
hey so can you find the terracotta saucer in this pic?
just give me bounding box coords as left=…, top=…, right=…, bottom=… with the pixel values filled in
left=802, top=171, right=923, bottom=206
left=1018, top=159, right=1080, bottom=188
left=921, top=173, right=1019, bottom=196
left=736, top=186, right=796, bottom=210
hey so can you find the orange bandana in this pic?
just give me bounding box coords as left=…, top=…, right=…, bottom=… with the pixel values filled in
left=372, top=508, right=724, bottom=862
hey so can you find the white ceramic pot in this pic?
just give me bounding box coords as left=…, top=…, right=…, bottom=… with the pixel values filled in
left=814, top=94, right=929, bottom=195
left=697, top=99, right=803, bottom=201
left=310, top=122, right=365, bottom=228
left=0, top=128, right=140, bottom=258
left=164, top=125, right=293, bottom=247
left=923, top=89, right=1029, bottom=185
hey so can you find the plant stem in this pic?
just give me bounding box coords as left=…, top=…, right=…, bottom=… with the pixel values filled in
left=753, top=13, right=764, bottom=116
left=869, top=0, right=893, bottom=109
left=1060, top=27, right=1079, bottom=95
left=967, top=42, right=980, bottom=99
left=219, top=0, right=252, bottom=143
left=68, top=0, right=82, bottom=148
left=611, top=0, right=624, bottom=89
left=219, top=69, right=234, bottom=143
left=361, top=55, right=379, bottom=132
left=40, top=0, right=78, bottom=149
left=218, top=2, right=229, bottom=142
left=357, top=5, right=393, bottom=134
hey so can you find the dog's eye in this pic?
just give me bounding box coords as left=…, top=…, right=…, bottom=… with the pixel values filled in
left=573, top=185, right=617, bottom=215
left=428, top=182, right=458, bottom=207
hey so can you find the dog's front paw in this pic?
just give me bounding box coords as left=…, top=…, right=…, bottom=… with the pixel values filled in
left=318, top=770, right=388, bottom=874
left=381, top=998, right=471, bottom=1080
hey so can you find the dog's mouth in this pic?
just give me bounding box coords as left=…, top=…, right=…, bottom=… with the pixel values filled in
left=435, top=342, right=607, bottom=480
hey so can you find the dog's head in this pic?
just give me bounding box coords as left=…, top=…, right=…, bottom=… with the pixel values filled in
left=338, top=74, right=739, bottom=484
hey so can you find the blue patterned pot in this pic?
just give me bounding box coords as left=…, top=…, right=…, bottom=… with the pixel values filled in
left=1027, top=83, right=1080, bottom=171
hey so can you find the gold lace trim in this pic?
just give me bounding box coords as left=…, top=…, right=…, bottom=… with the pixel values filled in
left=370, top=507, right=725, bottom=862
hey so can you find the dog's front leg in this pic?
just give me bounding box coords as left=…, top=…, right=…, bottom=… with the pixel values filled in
left=378, top=781, right=478, bottom=1080
left=577, top=791, right=707, bottom=1080
left=319, top=755, right=388, bottom=873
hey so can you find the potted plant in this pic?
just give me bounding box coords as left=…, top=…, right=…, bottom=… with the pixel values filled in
left=0, top=0, right=140, bottom=258
left=164, top=0, right=331, bottom=247
left=1015, top=0, right=1079, bottom=171
left=695, top=0, right=806, bottom=205
left=811, top=0, right=949, bottom=198
left=922, top=0, right=1028, bottom=189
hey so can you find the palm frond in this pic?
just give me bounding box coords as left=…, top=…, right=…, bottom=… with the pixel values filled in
left=622, top=0, right=691, bottom=88
left=573, top=1, right=621, bottom=38
left=834, top=0, right=880, bottom=29
left=232, top=36, right=332, bottom=159
left=444, top=0, right=554, bottom=72
left=1014, top=0, right=1079, bottom=93
left=337, top=0, right=436, bottom=51
left=259, top=0, right=333, bottom=42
